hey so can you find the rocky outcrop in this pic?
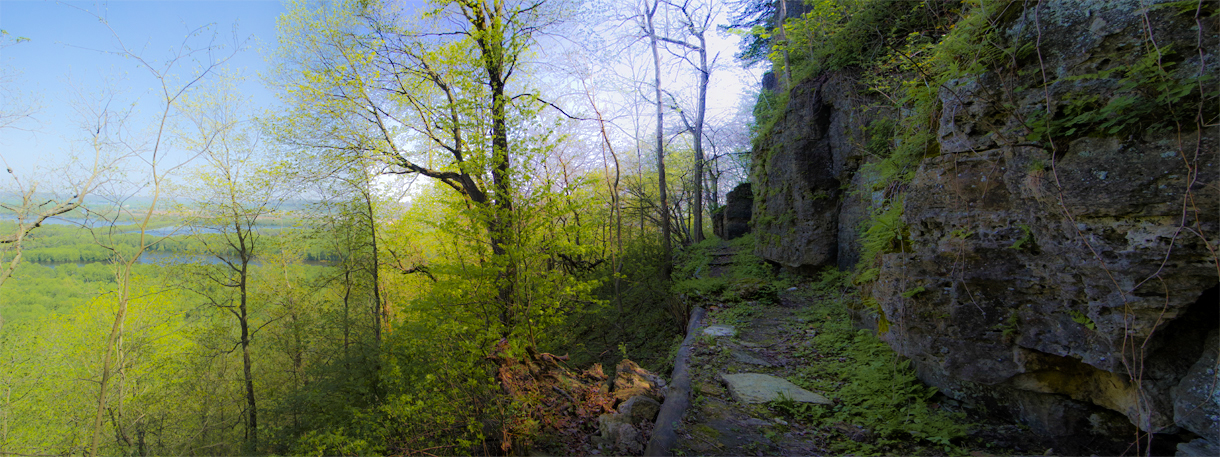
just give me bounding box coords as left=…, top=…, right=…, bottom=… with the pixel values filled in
left=751, top=72, right=877, bottom=270
left=751, top=0, right=1218, bottom=445
left=712, top=183, right=753, bottom=240
left=1172, top=329, right=1219, bottom=442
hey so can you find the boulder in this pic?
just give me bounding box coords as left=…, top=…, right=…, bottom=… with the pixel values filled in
left=719, top=373, right=831, bottom=405
left=731, top=349, right=774, bottom=367
left=597, top=414, right=643, bottom=455
left=1171, top=331, right=1219, bottom=440
left=719, top=183, right=753, bottom=240
left=617, top=395, right=661, bottom=425
left=751, top=71, right=876, bottom=271
left=614, top=423, right=643, bottom=454
left=613, top=359, right=666, bottom=402
left=1176, top=438, right=1220, bottom=457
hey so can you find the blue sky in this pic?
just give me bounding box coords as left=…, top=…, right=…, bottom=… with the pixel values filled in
left=1, top=0, right=760, bottom=192
left=0, top=0, right=286, bottom=176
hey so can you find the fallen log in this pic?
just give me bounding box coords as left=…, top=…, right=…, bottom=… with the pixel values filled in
left=644, top=306, right=706, bottom=456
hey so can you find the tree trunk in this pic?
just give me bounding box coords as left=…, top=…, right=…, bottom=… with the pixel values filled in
left=692, top=32, right=708, bottom=243
left=89, top=271, right=131, bottom=457
left=363, top=190, right=383, bottom=349
left=778, top=0, right=791, bottom=91
left=646, top=0, right=672, bottom=279
left=240, top=260, right=257, bottom=453
left=489, top=49, right=516, bottom=335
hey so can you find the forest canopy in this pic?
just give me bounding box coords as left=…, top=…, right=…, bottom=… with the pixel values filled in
left=0, top=0, right=755, bottom=455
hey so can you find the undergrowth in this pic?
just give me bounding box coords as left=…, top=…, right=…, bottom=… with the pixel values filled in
left=671, top=234, right=789, bottom=307
left=772, top=269, right=969, bottom=455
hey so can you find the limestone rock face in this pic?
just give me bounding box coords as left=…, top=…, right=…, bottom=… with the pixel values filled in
left=750, top=0, right=1218, bottom=441
left=1172, top=331, right=1219, bottom=441
left=752, top=72, right=875, bottom=270
left=712, top=183, right=753, bottom=240
left=869, top=0, right=1219, bottom=435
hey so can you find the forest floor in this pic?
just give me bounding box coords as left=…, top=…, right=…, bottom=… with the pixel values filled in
left=664, top=242, right=1109, bottom=457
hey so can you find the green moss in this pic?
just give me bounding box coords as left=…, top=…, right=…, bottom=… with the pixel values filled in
left=993, top=312, right=1020, bottom=339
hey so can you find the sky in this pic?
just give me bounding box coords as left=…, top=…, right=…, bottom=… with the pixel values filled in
left=0, top=0, right=287, bottom=178
left=0, top=0, right=761, bottom=190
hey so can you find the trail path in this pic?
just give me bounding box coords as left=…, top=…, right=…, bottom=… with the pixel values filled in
left=672, top=285, right=825, bottom=455
left=662, top=242, right=1119, bottom=457
left=665, top=242, right=823, bottom=455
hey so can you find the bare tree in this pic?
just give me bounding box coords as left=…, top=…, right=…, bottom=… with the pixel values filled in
left=0, top=30, right=37, bottom=132
left=659, top=0, right=718, bottom=244
left=68, top=11, right=237, bottom=456
left=0, top=31, right=105, bottom=336
left=641, top=0, right=673, bottom=278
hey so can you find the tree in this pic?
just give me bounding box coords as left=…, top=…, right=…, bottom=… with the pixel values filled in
left=0, top=29, right=36, bottom=131
left=641, top=0, right=673, bottom=278
left=68, top=11, right=237, bottom=455
left=271, top=0, right=557, bottom=337
left=722, top=0, right=806, bottom=71
left=179, top=83, right=284, bottom=452
left=0, top=30, right=103, bottom=338
left=659, top=0, right=718, bottom=243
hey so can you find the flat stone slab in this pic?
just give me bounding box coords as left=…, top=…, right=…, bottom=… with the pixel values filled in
left=703, top=325, right=735, bottom=337
left=719, top=373, right=831, bottom=405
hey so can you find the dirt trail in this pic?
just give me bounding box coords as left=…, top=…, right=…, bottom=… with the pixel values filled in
left=668, top=241, right=823, bottom=455
left=672, top=287, right=825, bottom=456
left=665, top=243, right=1121, bottom=457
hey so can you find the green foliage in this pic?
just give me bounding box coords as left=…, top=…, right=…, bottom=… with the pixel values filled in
left=1, top=282, right=220, bottom=456
left=865, top=117, right=896, bottom=157
left=753, top=0, right=969, bottom=133
left=777, top=273, right=969, bottom=454
left=1008, top=224, right=1033, bottom=251
left=855, top=199, right=907, bottom=281
left=1025, top=46, right=1218, bottom=142
left=1068, top=309, right=1097, bottom=331
left=563, top=234, right=679, bottom=373
left=0, top=262, right=113, bottom=324
left=672, top=234, right=785, bottom=307
left=1155, top=0, right=1219, bottom=17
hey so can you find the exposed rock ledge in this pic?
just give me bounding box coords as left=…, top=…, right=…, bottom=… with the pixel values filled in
left=750, top=0, right=1218, bottom=444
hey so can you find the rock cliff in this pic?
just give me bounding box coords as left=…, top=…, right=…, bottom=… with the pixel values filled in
left=751, top=0, right=1218, bottom=446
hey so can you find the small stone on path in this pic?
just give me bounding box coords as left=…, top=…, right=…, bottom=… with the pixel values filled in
left=703, top=325, right=735, bottom=337
left=731, top=349, right=774, bottom=367
left=719, top=373, right=832, bottom=405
